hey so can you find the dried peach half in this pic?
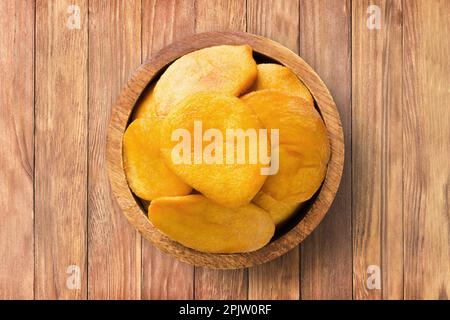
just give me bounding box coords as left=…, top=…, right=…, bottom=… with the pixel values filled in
left=252, top=191, right=302, bottom=226
left=241, top=89, right=325, bottom=150
left=132, top=83, right=157, bottom=120
left=160, top=92, right=268, bottom=208
left=250, top=63, right=314, bottom=105
left=262, top=144, right=328, bottom=202
left=148, top=195, right=275, bottom=253
left=152, top=45, right=257, bottom=116
left=242, top=90, right=330, bottom=202
left=123, top=118, right=192, bottom=201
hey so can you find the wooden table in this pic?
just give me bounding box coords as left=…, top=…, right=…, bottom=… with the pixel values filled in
left=1, top=0, right=449, bottom=300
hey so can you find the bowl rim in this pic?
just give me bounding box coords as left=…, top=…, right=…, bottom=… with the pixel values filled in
left=106, top=31, right=345, bottom=269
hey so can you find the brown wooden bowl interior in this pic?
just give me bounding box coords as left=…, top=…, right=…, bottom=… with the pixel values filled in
left=107, top=31, right=344, bottom=269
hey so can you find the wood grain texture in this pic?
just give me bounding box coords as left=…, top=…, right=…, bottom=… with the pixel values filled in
left=195, top=0, right=246, bottom=33
left=35, top=0, right=88, bottom=299
left=3, top=0, right=449, bottom=300
left=352, top=0, right=404, bottom=300
left=0, top=0, right=34, bottom=299
left=299, top=0, right=352, bottom=300
left=248, top=249, right=299, bottom=300
left=352, top=0, right=381, bottom=300
left=403, top=0, right=450, bottom=299
left=141, top=0, right=195, bottom=300
left=381, top=0, right=403, bottom=300
left=195, top=268, right=248, bottom=300
left=247, top=0, right=300, bottom=300
left=88, top=0, right=142, bottom=299
left=194, top=0, right=248, bottom=300
left=247, top=0, right=299, bottom=52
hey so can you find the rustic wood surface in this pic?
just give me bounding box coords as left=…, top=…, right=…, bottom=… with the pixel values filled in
left=34, top=0, right=88, bottom=299
left=88, top=0, right=142, bottom=300
left=1, top=0, right=449, bottom=300
left=299, top=0, right=353, bottom=300
left=352, top=0, right=403, bottom=299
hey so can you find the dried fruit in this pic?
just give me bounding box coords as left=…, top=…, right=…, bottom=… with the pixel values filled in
left=123, top=118, right=192, bottom=200
left=125, top=46, right=332, bottom=253
left=152, top=45, right=257, bottom=116
left=253, top=191, right=301, bottom=226
left=133, top=83, right=157, bottom=120
left=251, top=63, right=314, bottom=105
left=148, top=195, right=275, bottom=253
left=242, top=90, right=329, bottom=202
left=160, top=92, right=268, bottom=208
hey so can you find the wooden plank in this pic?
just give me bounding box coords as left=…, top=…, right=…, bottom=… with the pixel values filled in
left=298, top=0, right=352, bottom=300
left=194, top=0, right=248, bottom=300
left=351, top=0, right=403, bottom=299
left=141, top=0, right=195, bottom=300
left=351, top=0, right=381, bottom=300
left=141, top=0, right=195, bottom=59
left=88, top=0, right=142, bottom=299
left=0, top=0, right=34, bottom=300
left=403, top=0, right=450, bottom=299
left=379, top=0, right=403, bottom=300
left=247, top=0, right=300, bottom=300
left=35, top=0, right=88, bottom=299
left=247, top=0, right=299, bottom=52
left=195, top=0, right=246, bottom=33
left=249, top=249, right=299, bottom=300
left=195, top=269, right=247, bottom=300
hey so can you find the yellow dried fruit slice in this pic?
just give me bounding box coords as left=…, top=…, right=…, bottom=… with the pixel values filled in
left=262, top=145, right=328, bottom=202
left=148, top=195, right=275, bottom=253
left=251, top=63, right=314, bottom=105
left=252, top=191, right=302, bottom=226
left=133, top=83, right=157, bottom=120
left=123, top=118, right=192, bottom=201
left=160, top=92, right=268, bottom=208
left=242, top=90, right=330, bottom=202
left=153, top=45, right=257, bottom=116
left=241, top=89, right=326, bottom=151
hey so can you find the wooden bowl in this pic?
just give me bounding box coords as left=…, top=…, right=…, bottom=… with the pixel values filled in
left=107, top=32, right=344, bottom=269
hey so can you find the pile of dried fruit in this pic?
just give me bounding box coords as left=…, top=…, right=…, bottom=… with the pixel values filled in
left=123, top=45, right=330, bottom=253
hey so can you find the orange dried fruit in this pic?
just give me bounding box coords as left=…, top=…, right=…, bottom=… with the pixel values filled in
left=132, top=83, right=157, bottom=120
left=263, top=144, right=328, bottom=202
left=160, top=92, right=268, bottom=208
left=252, top=191, right=302, bottom=226
left=242, top=90, right=330, bottom=202
left=148, top=195, right=275, bottom=253
left=152, top=45, right=257, bottom=116
left=123, top=118, right=192, bottom=201
left=251, top=63, right=314, bottom=105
